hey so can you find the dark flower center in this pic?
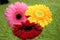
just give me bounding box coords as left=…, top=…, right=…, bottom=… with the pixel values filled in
left=20, top=26, right=32, bottom=31
left=16, top=14, right=21, bottom=20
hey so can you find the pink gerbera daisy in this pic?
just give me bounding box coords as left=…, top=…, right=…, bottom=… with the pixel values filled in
left=5, top=2, right=28, bottom=27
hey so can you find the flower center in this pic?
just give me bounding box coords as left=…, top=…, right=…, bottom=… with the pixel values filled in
left=20, top=26, right=32, bottom=31
left=35, top=10, right=44, bottom=17
left=16, top=14, right=21, bottom=20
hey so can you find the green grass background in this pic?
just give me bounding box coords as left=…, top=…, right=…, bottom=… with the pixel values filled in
left=0, top=0, right=60, bottom=40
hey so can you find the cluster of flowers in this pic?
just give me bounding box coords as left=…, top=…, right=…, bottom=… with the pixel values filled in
left=5, top=2, right=52, bottom=40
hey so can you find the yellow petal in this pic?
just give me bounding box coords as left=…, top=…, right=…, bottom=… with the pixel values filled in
left=28, top=17, right=37, bottom=23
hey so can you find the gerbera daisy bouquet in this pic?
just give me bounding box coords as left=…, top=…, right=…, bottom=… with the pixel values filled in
left=5, top=2, right=52, bottom=40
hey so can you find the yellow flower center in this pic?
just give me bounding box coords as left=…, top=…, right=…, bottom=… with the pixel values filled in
left=35, top=10, right=44, bottom=17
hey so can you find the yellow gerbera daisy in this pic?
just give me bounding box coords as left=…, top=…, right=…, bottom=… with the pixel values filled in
left=25, top=4, right=52, bottom=27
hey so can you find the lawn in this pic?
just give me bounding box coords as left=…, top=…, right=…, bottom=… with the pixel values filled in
left=0, top=0, right=60, bottom=40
